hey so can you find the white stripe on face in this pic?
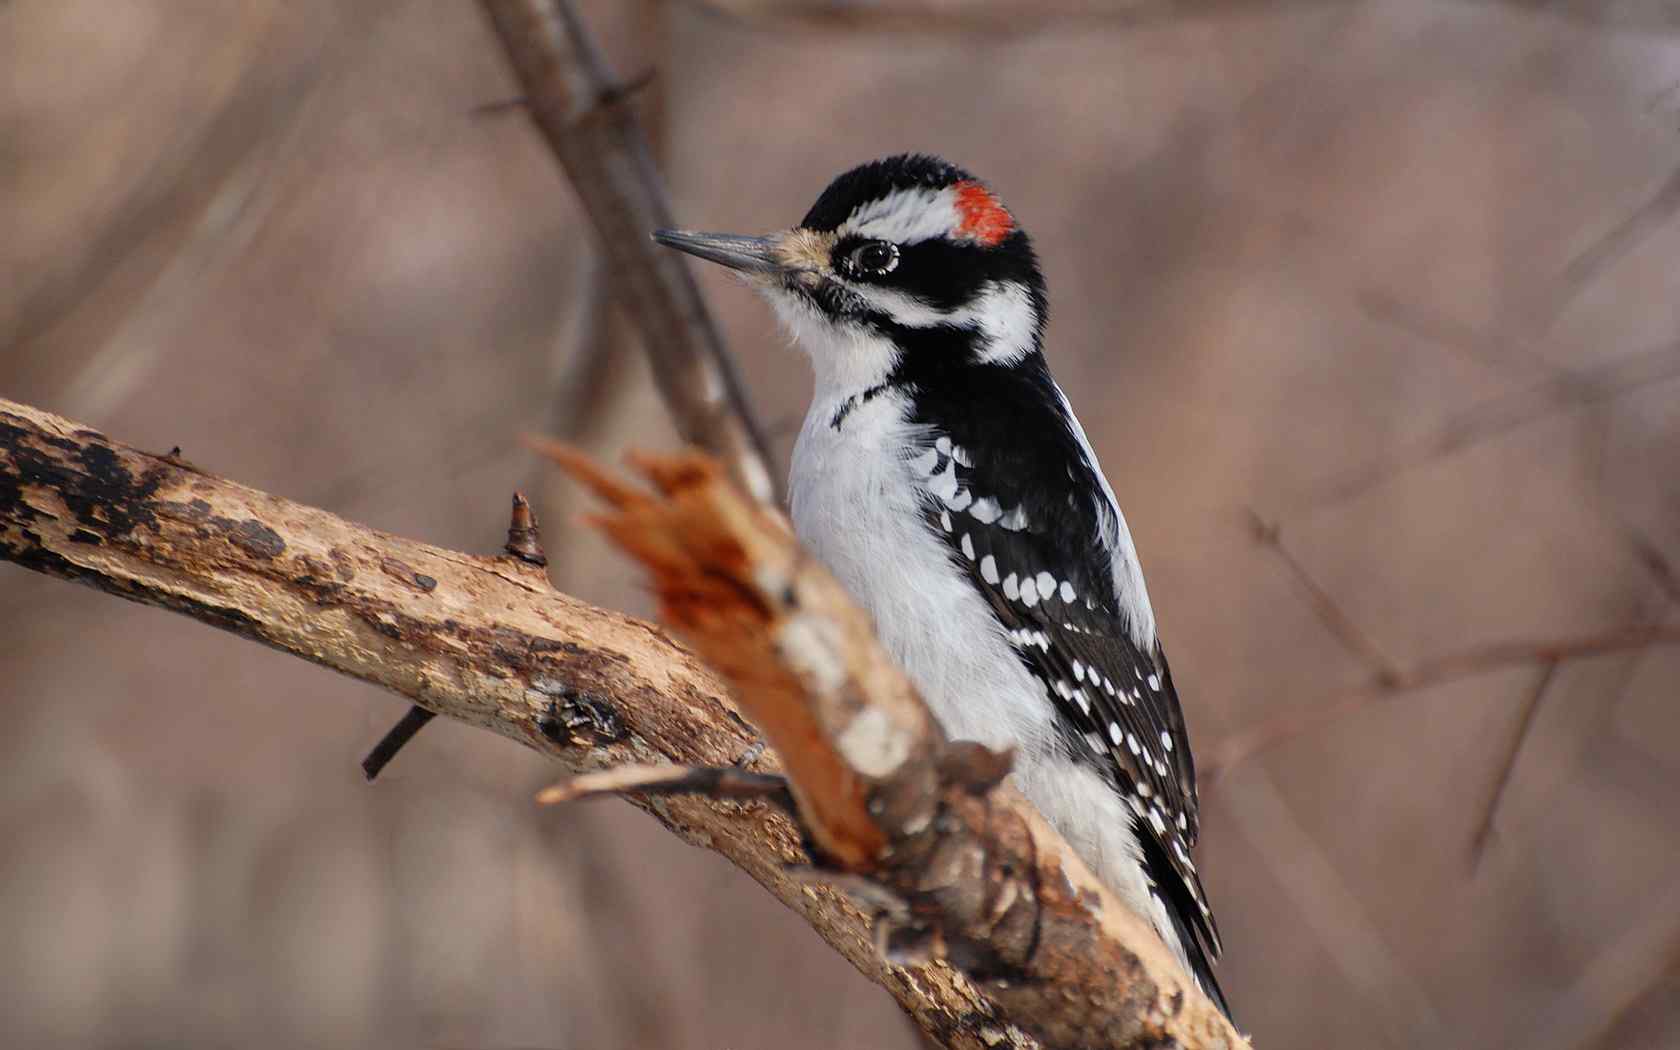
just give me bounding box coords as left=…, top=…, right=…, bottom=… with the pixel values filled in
left=839, top=186, right=963, bottom=245
left=972, top=280, right=1038, bottom=364
left=844, top=279, right=1039, bottom=365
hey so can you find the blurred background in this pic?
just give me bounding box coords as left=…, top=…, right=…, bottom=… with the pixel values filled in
left=5, top=1, right=1680, bottom=1047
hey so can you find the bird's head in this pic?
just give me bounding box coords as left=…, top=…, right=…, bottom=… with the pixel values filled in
left=655, top=154, right=1047, bottom=388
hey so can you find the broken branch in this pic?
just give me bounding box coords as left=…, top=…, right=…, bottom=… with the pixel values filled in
left=1, top=397, right=1244, bottom=1049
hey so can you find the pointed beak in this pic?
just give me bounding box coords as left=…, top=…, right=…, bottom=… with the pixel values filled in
left=652, top=229, right=783, bottom=275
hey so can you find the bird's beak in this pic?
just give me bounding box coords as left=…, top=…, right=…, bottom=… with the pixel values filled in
left=652, top=229, right=783, bottom=276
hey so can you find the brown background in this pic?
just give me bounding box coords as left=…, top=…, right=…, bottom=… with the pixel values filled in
left=5, top=2, right=1679, bottom=1048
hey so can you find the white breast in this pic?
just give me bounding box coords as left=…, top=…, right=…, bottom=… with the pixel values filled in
left=788, top=386, right=1188, bottom=973
left=789, top=389, right=1058, bottom=757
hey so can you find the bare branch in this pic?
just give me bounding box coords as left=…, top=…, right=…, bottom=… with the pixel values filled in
left=1225, top=503, right=1680, bottom=807
left=1622, top=525, right=1680, bottom=608
left=1206, top=623, right=1680, bottom=784
left=475, top=0, right=778, bottom=504
left=0, top=398, right=1244, bottom=1049
left=1294, top=336, right=1680, bottom=512
left=1557, top=166, right=1680, bottom=303
left=1245, top=510, right=1400, bottom=678
left=1466, top=660, right=1557, bottom=872
left=1355, top=289, right=1557, bottom=379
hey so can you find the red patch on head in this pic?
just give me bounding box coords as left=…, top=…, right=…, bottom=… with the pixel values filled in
left=952, top=180, right=1014, bottom=246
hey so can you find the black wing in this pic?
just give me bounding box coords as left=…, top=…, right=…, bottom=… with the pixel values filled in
left=901, top=359, right=1223, bottom=1003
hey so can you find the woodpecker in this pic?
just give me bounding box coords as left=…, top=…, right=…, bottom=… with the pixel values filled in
left=655, top=154, right=1227, bottom=1015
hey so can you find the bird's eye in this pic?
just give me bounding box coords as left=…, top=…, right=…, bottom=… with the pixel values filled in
left=844, top=240, right=899, bottom=277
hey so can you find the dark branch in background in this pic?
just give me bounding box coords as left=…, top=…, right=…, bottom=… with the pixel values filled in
left=1556, top=165, right=1680, bottom=307
left=1207, top=523, right=1680, bottom=789
left=1623, top=526, right=1680, bottom=608
left=1346, top=290, right=1679, bottom=610
left=1355, top=290, right=1559, bottom=380
left=1466, top=660, right=1556, bottom=872
left=1293, top=332, right=1680, bottom=513
left=1245, top=512, right=1400, bottom=679
left=1275, top=276, right=1680, bottom=878
left=475, top=0, right=779, bottom=504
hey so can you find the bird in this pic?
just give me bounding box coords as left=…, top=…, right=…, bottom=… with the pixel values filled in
left=653, top=153, right=1228, bottom=1016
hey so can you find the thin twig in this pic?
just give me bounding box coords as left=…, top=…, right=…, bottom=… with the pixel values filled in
left=1246, top=509, right=1400, bottom=678
left=361, top=705, right=438, bottom=780
left=1466, top=660, right=1557, bottom=872
left=1622, top=526, right=1680, bottom=608
left=1355, top=289, right=1557, bottom=379
left=1206, top=623, right=1680, bottom=784
left=1387, top=626, right=1680, bottom=686
left=1295, top=336, right=1680, bottom=512
left=536, top=763, right=790, bottom=805
left=1227, top=506, right=1680, bottom=790
left=1557, top=166, right=1680, bottom=308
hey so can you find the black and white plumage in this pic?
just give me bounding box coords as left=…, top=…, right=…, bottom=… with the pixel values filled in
left=655, top=154, right=1227, bottom=1016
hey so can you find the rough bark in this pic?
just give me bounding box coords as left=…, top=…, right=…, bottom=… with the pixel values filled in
left=1, top=396, right=1244, bottom=1049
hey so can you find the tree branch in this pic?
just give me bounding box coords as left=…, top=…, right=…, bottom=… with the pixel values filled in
left=475, top=0, right=778, bottom=504
left=1205, top=622, right=1680, bottom=785
left=1292, top=335, right=1680, bottom=513
left=0, top=397, right=1243, bottom=1049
